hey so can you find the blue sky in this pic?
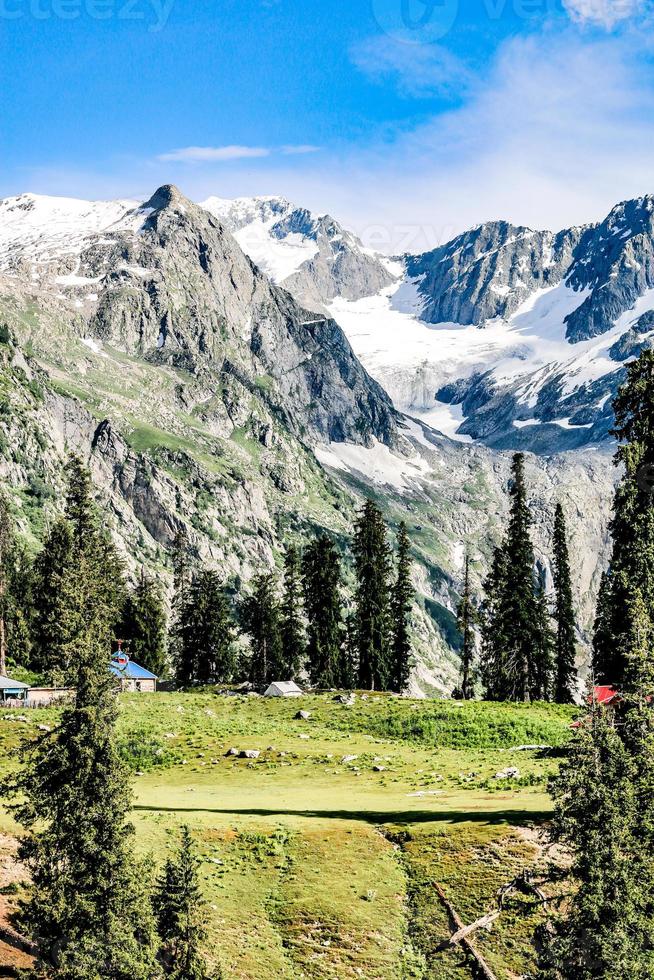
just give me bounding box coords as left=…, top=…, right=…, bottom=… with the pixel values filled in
left=2, top=0, right=654, bottom=247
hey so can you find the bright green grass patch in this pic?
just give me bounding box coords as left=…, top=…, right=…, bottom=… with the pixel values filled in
left=331, top=696, right=577, bottom=749
left=0, top=692, right=568, bottom=978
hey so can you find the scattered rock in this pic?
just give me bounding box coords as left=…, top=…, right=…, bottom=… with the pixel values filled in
left=298, top=733, right=310, bottom=740
left=341, top=755, right=358, bottom=764
left=225, top=747, right=240, bottom=756
left=510, top=744, right=552, bottom=752
left=373, top=765, right=386, bottom=772
left=295, top=710, right=311, bottom=720
left=495, top=767, right=521, bottom=780
left=37, top=724, right=51, bottom=732
left=241, top=750, right=260, bottom=759
left=334, top=693, right=356, bottom=705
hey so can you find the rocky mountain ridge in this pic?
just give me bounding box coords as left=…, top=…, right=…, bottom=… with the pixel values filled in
left=0, top=184, right=624, bottom=692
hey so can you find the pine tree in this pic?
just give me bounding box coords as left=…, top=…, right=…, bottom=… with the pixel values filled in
left=280, top=546, right=305, bottom=680
left=479, top=454, right=553, bottom=701
left=456, top=554, right=477, bottom=700
left=593, top=348, right=654, bottom=687
left=175, top=570, right=236, bottom=686
left=0, top=494, right=31, bottom=674
left=9, top=630, right=160, bottom=979
left=122, top=569, right=168, bottom=677
left=353, top=500, right=392, bottom=691
left=154, top=826, right=213, bottom=980
left=592, top=570, right=617, bottom=683
left=390, top=522, right=413, bottom=693
left=302, top=535, right=348, bottom=689
left=540, top=588, right=654, bottom=978
left=30, top=455, right=125, bottom=681
left=0, top=494, right=14, bottom=676
left=168, top=528, right=191, bottom=674
left=242, top=572, right=284, bottom=690
left=552, top=504, right=578, bottom=702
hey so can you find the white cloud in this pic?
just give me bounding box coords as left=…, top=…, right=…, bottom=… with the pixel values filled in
left=10, top=29, right=654, bottom=257
left=350, top=34, right=472, bottom=97
left=562, top=0, right=646, bottom=28
left=280, top=145, right=321, bottom=155
left=158, top=145, right=271, bottom=163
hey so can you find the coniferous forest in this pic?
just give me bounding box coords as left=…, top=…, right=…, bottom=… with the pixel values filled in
left=2, top=350, right=654, bottom=978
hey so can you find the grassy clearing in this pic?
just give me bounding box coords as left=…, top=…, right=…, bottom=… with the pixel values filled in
left=0, top=693, right=574, bottom=978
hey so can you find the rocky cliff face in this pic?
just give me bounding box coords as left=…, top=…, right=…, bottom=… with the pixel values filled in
left=202, top=195, right=396, bottom=312
left=405, top=222, right=582, bottom=326
left=0, top=184, right=626, bottom=693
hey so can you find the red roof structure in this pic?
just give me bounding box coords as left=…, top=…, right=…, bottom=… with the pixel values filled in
left=590, top=685, right=621, bottom=706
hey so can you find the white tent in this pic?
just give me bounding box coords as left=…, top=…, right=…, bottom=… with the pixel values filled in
left=263, top=681, right=303, bottom=697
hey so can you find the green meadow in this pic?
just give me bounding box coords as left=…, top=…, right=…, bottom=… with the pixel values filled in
left=0, top=693, right=577, bottom=979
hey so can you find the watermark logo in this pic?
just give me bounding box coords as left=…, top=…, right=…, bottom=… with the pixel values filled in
left=371, top=0, right=459, bottom=43
left=371, top=0, right=559, bottom=44
left=0, top=0, right=174, bottom=30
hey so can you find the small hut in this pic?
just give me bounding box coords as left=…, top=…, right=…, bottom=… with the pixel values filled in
left=0, top=675, right=30, bottom=705
left=110, top=651, right=158, bottom=692
left=263, top=681, right=303, bottom=698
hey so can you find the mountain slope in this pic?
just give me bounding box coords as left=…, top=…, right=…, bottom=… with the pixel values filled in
left=202, top=194, right=396, bottom=312
left=0, top=184, right=622, bottom=692
left=321, top=196, right=654, bottom=453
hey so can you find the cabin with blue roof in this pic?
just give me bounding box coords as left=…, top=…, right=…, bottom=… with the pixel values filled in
left=110, top=645, right=158, bottom=692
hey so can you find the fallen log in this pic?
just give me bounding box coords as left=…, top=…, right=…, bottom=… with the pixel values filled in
left=433, top=883, right=498, bottom=980
left=0, top=922, right=38, bottom=958
left=446, top=909, right=502, bottom=946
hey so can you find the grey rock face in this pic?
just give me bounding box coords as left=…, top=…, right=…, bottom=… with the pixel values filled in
left=406, top=221, right=581, bottom=325
left=565, top=196, right=654, bottom=341
left=67, top=185, right=399, bottom=449
left=281, top=213, right=395, bottom=311
left=203, top=195, right=396, bottom=312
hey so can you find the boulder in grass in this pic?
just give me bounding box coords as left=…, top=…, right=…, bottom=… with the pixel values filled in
left=295, top=710, right=311, bottom=720
left=241, top=750, right=261, bottom=759
left=225, top=747, right=240, bottom=756
left=495, top=767, right=521, bottom=780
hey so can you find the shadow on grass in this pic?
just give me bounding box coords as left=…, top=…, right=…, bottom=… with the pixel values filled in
left=133, top=805, right=551, bottom=826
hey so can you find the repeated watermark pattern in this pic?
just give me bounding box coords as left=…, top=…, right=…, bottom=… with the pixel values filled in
left=0, top=0, right=174, bottom=30
left=372, top=0, right=560, bottom=43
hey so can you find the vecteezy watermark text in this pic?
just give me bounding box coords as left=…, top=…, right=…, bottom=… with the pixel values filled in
left=372, top=0, right=559, bottom=43
left=0, top=0, right=174, bottom=31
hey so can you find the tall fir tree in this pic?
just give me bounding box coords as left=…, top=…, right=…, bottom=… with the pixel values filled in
left=539, top=586, right=654, bottom=978
left=242, top=572, right=285, bottom=689
left=302, top=535, right=348, bottom=689
left=9, top=629, right=160, bottom=978
left=390, top=522, right=413, bottom=693
left=591, top=570, right=616, bottom=683
left=0, top=493, right=14, bottom=676
left=122, top=568, right=168, bottom=677
left=593, top=348, right=654, bottom=687
left=0, top=494, right=31, bottom=674
left=552, top=503, right=578, bottom=702
left=353, top=500, right=392, bottom=691
left=175, top=570, right=236, bottom=686
left=30, top=455, right=125, bottom=681
left=154, top=826, right=213, bottom=980
left=280, top=546, right=305, bottom=680
left=480, top=454, right=553, bottom=702
left=456, top=553, right=477, bottom=700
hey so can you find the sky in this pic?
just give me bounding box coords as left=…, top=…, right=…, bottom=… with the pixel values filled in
left=1, top=0, right=654, bottom=250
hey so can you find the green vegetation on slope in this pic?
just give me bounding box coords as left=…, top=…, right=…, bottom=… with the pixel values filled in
left=0, top=692, right=575, bottom=979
